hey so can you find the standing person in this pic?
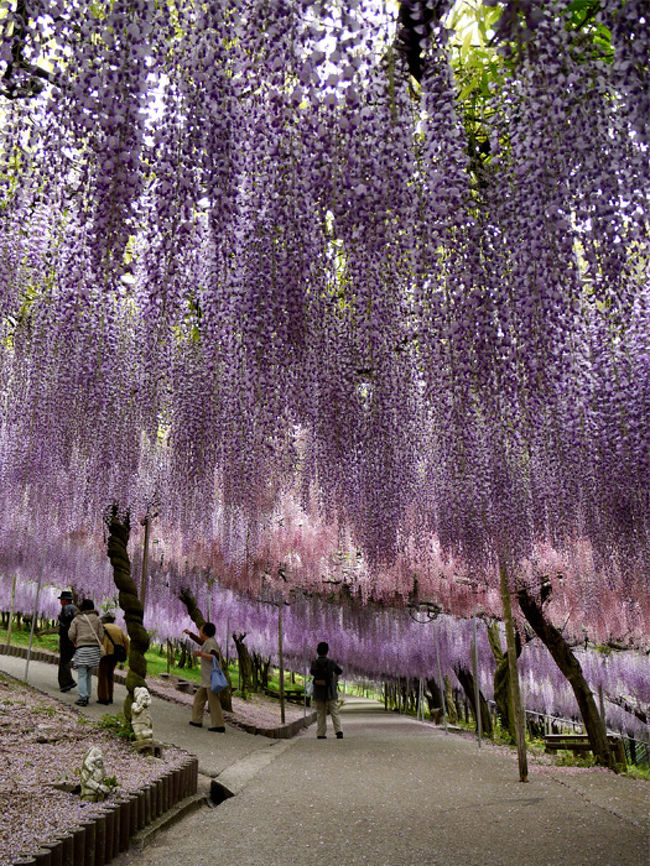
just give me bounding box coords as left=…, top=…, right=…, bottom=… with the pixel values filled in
left=68, top=599, right=104, bottom=706
left=97, top=613, right=129, bottom=705
left=310, top=641, right=343, bottom=739
left=183, top=623, right=226, bottom=732
left=57, top=590, right=78, bottom=692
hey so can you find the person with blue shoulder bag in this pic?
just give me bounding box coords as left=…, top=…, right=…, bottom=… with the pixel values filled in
left=183, top=622, right=227, bottom=732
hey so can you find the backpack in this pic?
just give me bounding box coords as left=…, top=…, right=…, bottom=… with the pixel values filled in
left=312, top=657, right=331, bottom=688
left=106, top=630, right=127, bottom=663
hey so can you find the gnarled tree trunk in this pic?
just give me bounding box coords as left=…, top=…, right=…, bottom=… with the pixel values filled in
left=178, top=587, right=206, bottom=631
left=252, top=652, right=271, bottom=690
left=517, top=585, right=616, bottom=771
left=233, top=632, right=253, bottom=698
left=445, top=676, right=458, bottom=724
left=424, top=677, right=443, bottom=721
left=454, top=665, right=493, bottom=738
left=487, top=621, right=513, bottom=739
left=107, top=511, right=149, bottom=721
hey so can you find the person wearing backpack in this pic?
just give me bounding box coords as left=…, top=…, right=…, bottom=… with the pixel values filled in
left=310, top=641, right=343, bottom=739
left=97, top=612, right=130, bottom=705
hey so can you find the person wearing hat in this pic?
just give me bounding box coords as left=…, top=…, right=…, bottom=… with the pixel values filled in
left=57, top=590, right=78, bottom=692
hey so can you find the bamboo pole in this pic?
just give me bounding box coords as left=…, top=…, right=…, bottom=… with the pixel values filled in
left=499, top=564, right=528, bottom=782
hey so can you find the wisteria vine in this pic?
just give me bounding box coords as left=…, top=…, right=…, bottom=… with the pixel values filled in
left=0, top=0, right=648, bottom=673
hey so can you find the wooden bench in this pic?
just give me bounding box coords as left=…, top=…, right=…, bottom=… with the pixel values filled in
left=544, top=733, right=626, bottom=764
left=264, top=688, right=306, bottom=705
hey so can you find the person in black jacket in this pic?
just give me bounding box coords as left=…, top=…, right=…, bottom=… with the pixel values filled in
left=57, top=590, right=78, bottom=692
left=310, top=641, right=343, bottom=739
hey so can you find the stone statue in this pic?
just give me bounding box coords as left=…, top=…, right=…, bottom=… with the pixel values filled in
left=80, top=746, right=111, bottom=802
left=131, top=686, right=153, bottom=745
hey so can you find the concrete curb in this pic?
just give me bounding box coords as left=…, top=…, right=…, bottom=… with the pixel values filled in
left=126, top=790, right=208, bottom=852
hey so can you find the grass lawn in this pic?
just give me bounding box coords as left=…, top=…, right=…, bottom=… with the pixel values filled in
left=0, top=625, right=304, bottom=695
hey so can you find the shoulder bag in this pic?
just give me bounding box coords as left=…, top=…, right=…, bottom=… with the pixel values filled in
left=83, top=614, right=106, bottom=656
left=210, top=656, right=228, bottom=694
left=106, top=629, right=127, bottom=663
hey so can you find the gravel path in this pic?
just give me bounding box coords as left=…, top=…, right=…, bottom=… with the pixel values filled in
left=109, top=698, right=649, bottom=866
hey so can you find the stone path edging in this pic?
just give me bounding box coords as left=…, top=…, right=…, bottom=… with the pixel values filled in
left=0, top=647, right=201, bottom=866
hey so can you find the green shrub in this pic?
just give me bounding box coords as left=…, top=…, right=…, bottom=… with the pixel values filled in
left=96, top=712, right=134, bottom=741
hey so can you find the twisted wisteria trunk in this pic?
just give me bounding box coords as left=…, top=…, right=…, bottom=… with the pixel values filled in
left=252, top=652, right=271, bottom=690
left=454, top=666, right=493, bottom=738
left=444, top=676, right=458, bottom=725
left=106, top=511, right=149, bottom=722
left=178, top=587, right=206, bottom=630
left=517, top=586, right=616, bottom=771
left=487, top=622, right=514, bottom=742
left=424, top=677, right=444, bottom=722
left=178, top=587, right=232, bottom=712
left=233, top=633, right=253, bottom=699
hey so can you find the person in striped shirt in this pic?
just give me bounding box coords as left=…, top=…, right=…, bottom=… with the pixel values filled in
left=68, top=599, right=104, bottom=706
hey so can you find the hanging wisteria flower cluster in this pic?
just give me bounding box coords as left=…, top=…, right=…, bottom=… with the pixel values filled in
left=0, top=0, right=648, bottom=648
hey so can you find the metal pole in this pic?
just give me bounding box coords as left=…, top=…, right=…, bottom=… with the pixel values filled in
left=434, top=626, right=448, bottom=733
left=472, top=616, right=482, bottom=748
left=225, top=616, right=230, bottom=663
left=278, top=606, right=285, bottom=725
left=25, top=570, right=43, bottom=683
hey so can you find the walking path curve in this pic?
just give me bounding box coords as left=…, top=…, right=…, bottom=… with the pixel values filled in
left=1, top=655, right=648, bottom=866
